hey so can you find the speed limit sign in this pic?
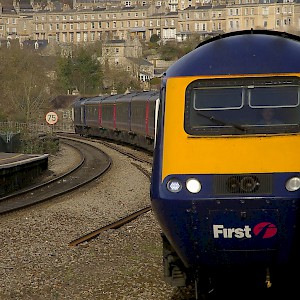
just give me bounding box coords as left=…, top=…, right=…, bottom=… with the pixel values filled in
left=46, top=111, right=58, bottom=125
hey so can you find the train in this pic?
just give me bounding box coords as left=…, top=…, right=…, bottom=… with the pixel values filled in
left=73, top=29, right=300, bottom=299
left=73, top=90, right=159, bottom=152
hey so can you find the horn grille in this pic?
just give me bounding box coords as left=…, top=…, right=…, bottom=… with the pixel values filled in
left=214, top=174, right=272, bottom=195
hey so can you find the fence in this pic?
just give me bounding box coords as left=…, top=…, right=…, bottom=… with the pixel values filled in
left=0, top=121, right=74, bottom=134
left=0, top=121, right=74, bottom=152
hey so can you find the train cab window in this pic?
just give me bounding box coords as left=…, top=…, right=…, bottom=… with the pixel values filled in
left=185, top=77, right=300, bottom=136
left=193, top=87, right=244, bottom=110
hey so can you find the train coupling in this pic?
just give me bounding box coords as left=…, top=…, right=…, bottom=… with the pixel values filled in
left=265, top=267, right=272, bottom=288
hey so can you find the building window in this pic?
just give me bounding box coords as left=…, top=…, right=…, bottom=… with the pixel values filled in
left=83, top=32, right=88, bottom=42
left=262, top=7, right=269, bottom=15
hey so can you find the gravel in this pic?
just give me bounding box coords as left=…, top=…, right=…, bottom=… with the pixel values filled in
left=0, top=140, right=195, bottom=300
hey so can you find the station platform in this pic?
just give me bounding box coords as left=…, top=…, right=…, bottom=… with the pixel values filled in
left=0, top=152, right=49, bottom=198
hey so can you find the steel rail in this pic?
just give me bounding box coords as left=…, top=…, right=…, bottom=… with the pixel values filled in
left=0, top=137, right=111, bottom=214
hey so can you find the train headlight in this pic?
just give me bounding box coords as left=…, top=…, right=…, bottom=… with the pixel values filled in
left=186, top=178, right=202, bottom=193
left=286, top=177, right=300, bottom=192
left=167, top=179, right=182, bottom=193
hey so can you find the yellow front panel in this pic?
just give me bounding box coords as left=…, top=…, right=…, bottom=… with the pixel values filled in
left=162, top=77, right=300, bottom=181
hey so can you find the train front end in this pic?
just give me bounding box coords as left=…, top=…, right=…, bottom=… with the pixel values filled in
left=150, top=30, right=300, bottom=293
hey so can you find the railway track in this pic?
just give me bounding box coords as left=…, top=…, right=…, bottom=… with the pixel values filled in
left=61, top=133, right=154, bottom=246
left=1, top=132, right=154, bottom=247
left=0, top=137, right=111, bottom=214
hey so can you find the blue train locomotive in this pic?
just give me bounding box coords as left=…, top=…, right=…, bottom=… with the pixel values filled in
left=150, top=29, right=300, bottom=298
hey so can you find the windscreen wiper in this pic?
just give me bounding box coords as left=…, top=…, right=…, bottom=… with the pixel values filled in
left=197, top=112, right=246, bottom=132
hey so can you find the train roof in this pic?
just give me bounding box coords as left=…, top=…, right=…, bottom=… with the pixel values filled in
left=73, top=96, right=90, bottom=107
left=131, top=90, right=160, bottom=101
left=83, top=96, right=104, bottom=104
left=76, top=91, right=160, bottom=104
left=165, top=29, right=300, bottom=77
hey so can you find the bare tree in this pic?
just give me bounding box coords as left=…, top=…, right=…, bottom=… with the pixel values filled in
left=102, top=64, right=141, bottom=94
left=0, top=43, right=52, bottom=122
